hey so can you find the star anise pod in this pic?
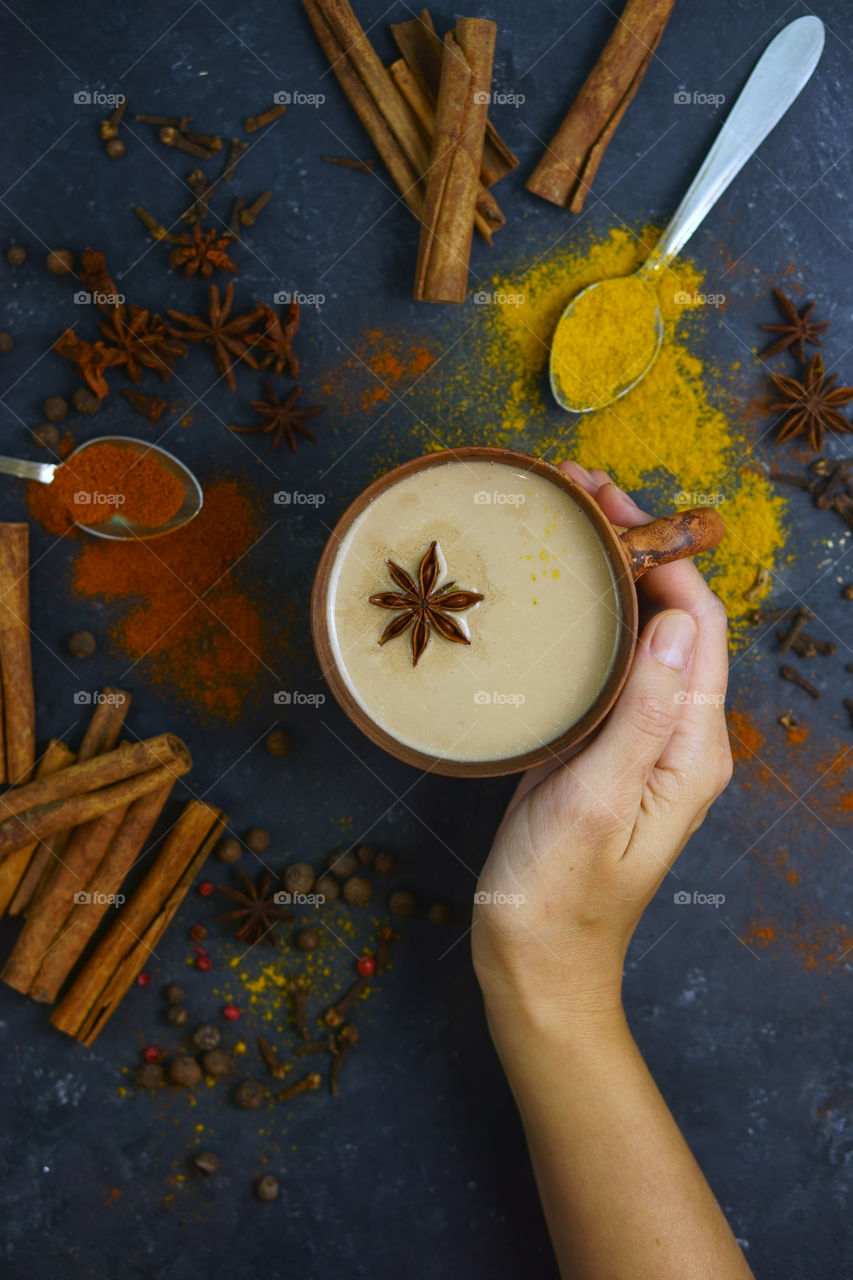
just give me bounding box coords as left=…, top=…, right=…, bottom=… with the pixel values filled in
left=769, top=353, right=853, bottom=452
left=218, top=868, right=293, bottom=946
left=53, top=329, right=126, bottom=398
left=254, top=299, right=300, bottom=378
left=167, top=281, right=263, bottom=391
left=368, top=540, right=484, bottom=667
left=761, top=288, right=829, bottom=361
left=168, top=223, right=238, bottom=280
left=99, top=306, right=187, bottom=382
left=228, top=381, right=322, bottom=451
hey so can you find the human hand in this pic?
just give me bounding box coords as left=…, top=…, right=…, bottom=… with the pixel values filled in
left=472, top=463, right=732, bottom=1029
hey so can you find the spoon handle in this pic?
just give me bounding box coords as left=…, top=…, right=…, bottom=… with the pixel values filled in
left=0, top=455, right=58, bottom=483
left=642, top=16, right=824, bottom=275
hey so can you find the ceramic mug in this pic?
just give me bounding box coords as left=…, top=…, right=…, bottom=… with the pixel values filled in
left=311, top=447, right=724, bottom=777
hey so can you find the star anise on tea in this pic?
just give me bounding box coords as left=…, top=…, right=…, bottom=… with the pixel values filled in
left=167, top=281, right=263, bottom=391
left=368, top=540, right=484, bottom=667
left=99, top=307, right=187, bottom=382
left=168, top=223, right=238, bottom=280
left=254, top=299, right=301, bottom=378
left=760, top=288, right=829, bottom=361
left=228, top=382, right=322, bottom=451
left=53, top=329, right=126, bottom=398
left=218, top=868, right=293, bottom=946
left=770, top=353, right=853, bottom=452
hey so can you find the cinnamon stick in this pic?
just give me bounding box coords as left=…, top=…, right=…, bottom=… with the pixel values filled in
left=0, top=735, right=191, bottom=861
left=51, top=800, right=226, bottom=1044
left=414, top=19, right=496, bottom=303
left=389, top=58, right=505, bottom=244
left=389, top=10, right=519, bottom=187
left=29, top=778, right=176, bottom=1003
left=526, top=0, right=677, bottom=211
left=0, top=741, right=75, bottom=917
left=0, top=524, right=35, bottom=783
left=11, top=691, right=130, bottom=916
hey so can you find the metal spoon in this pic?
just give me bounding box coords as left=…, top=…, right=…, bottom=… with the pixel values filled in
left=0, top=435, right=203, bottom=539
left=549, top=15, right=825, bottom=414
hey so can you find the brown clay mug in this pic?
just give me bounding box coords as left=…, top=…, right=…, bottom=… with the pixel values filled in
left=311, top=447, right=724, bottom=777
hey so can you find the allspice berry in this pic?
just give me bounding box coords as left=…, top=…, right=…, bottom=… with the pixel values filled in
left=235, top=1078, right=266, bottom=1110
left=373, top=850, right=397, bottom=875
left=265, top=729, right=290, bottom=756
left=0, top=332, right=13, bottom=352
left=328, top=849, right=357, bottom=878
left=165, top=1004, right=189, bottom=1028
left=72, top=386, right=101, bottom=414
left=389, top=889, right=416, bottom=917
left=105, top=137, right=126, bottom=158
left=135, top=1061, right=164, bottom=1089
left=284, top=863, right=314, bottom=895
left=428, top=902, right=452, bottom=926
left=295, top=927, right=319, bottom=952
left=342, top=875, right=372, bottom=906
left=245, top=827, right=271, bottom=854
left=46, top=249, right=75, bottom=275
left=191, top=1023, right=221, bottom=1052
left=32, top=423, right=60, bottom=449
left=168, top=1055, right=202, bottom=1088
left=217, top=836, right=242, bottom=864
left=357, top=843, right=376, bottom=866
left=67, top=630, right=96, bottom=659
left=192, top=1151, right=220, bottom=1177
left=6, top=244, right=26, bottom=265
left=201, top=1048, right=230, bottom=1077
left=163, top=982, right=185, bottom=1003
left=314, top=874, right=339, bottom=903
left=43, top=395, right=68, bottom=422
left=255, top=1173, right=279, bottom=1201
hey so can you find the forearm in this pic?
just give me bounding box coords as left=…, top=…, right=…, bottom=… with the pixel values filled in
left=482, top=994, right=754, bottom=1280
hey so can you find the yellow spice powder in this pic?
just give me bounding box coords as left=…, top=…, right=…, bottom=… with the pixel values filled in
left=551, top=273, right=660, bottom=408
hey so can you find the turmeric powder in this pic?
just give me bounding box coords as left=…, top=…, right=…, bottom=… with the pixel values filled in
left=550, top=273, right=660, bottom=408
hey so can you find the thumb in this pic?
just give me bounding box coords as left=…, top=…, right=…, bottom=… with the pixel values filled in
left=574, top=609, right=698, bottom=803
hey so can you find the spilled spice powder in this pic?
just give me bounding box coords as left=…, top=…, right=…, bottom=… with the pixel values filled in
left=320, top=327, right=437, bottom=411
left=40, top=481, right=268, bottom=720
left=28, top=442, right=184, bottom=534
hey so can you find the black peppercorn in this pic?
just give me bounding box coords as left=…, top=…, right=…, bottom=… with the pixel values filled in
left=265, top=729, right=290, bottom=756
left=44, top=396, right=68, bottom=422
left=135, top=1061, right=164, bottom=1088
left=163, top=982, right=185, bottom=1004
left=46, top=249, right=75, bottom=275
left=245, top=827, right=270, bottom=854
left=314, top=874, right=339, bottom=903
left=357, top=843, right=376, bottom=866
left=191, top=1023, right=221, bottom=1052
left=201, top=1048, right=230, bottom=1077
left=284, top=863, right=314, bottom=895
left=373, top=850, right=397, bottom=875
left=72, top=386, right=101, bottom=414
left=217, top=836, right=242, bottom=864
left=328, top=849, right=358, bottom=878
left=191, top=1151, right=220, bottom=1177
left=67, top=630, right=96, bottom=659
left=0, top=332, right=12, bottom=353
left=255, top=1173, right=279, bottom=1201
left=295, top=927, right=319, bottom=952
left=428, top=902, right=452, bottom=925
left=6, top=244, right=26, bottom=265
left=235, top=1078, right=266, bottom=1109
left=31, top=423, right=61, bottom=449
left=168, top=1055, right=202, bottom=1087
left=165, top=1004, right=188, bottom=1027
left=389, top=889, right=416, bottom=917
left=342, top=875, right=371, bottom=906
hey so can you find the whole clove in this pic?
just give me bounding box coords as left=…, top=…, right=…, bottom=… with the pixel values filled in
left=743, top=565, right=771, bottom=601
left=815, top=461, right=851, bottom=510
left=289, top=975, right=310, bottom=1039
left=323, top=974, right=369, bottom=1027
left=293, top=1033, right=337, bottom=1057
left=778, top=607, right=814, bottom=653
left=239, top=190, right=272, bottom=227
left=780, top=664, right=820, bottom=699
left=276, top=1070, right=322, bottom=1102
left=787, top=633, right=837, bottom=660
left=158, top=125, right=213, bottom=160
left=845, top=699, right=853, bottom=729
left=134, top=205, right=171, bottom=241
left=228, top=195, right=246, bottom=239
left=245, top=104, right=287, bottom=132
left=257, top=1035, right=287, bottom=1080
left=329, top=1024, right=359, bottom=1096
left=221, top=138, right=248, bottom=183
left=99, top=98, right=127, bottom=141
left=779, top=711, right=798, bottom=730
left=321, top=155, right=375, bottom=173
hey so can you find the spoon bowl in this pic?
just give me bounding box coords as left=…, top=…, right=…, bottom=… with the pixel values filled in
left=0, top=435, right=203, bottom=540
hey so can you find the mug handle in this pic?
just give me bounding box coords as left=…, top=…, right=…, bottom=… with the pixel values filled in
left=619, top=507, right=725, bottom=580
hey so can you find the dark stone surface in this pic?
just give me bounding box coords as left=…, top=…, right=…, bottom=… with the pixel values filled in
left=0, top=3, right=851, bottom=1278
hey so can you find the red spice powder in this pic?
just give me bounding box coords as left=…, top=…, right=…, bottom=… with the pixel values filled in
left=320, top=327, right=437, bottom=411
left=60, top=481, right=266, bottom=720
left=28, top=443, right=184, bottom=534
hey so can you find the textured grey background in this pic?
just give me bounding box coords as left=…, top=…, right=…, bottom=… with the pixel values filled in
left=0, top=2, right=851, bottom=1278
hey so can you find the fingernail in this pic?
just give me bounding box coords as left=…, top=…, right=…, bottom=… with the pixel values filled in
left=648, top=611, right=697, bottom=669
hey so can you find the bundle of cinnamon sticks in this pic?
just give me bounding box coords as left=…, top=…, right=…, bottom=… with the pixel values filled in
left=303, top=2, right=518, bottom=303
